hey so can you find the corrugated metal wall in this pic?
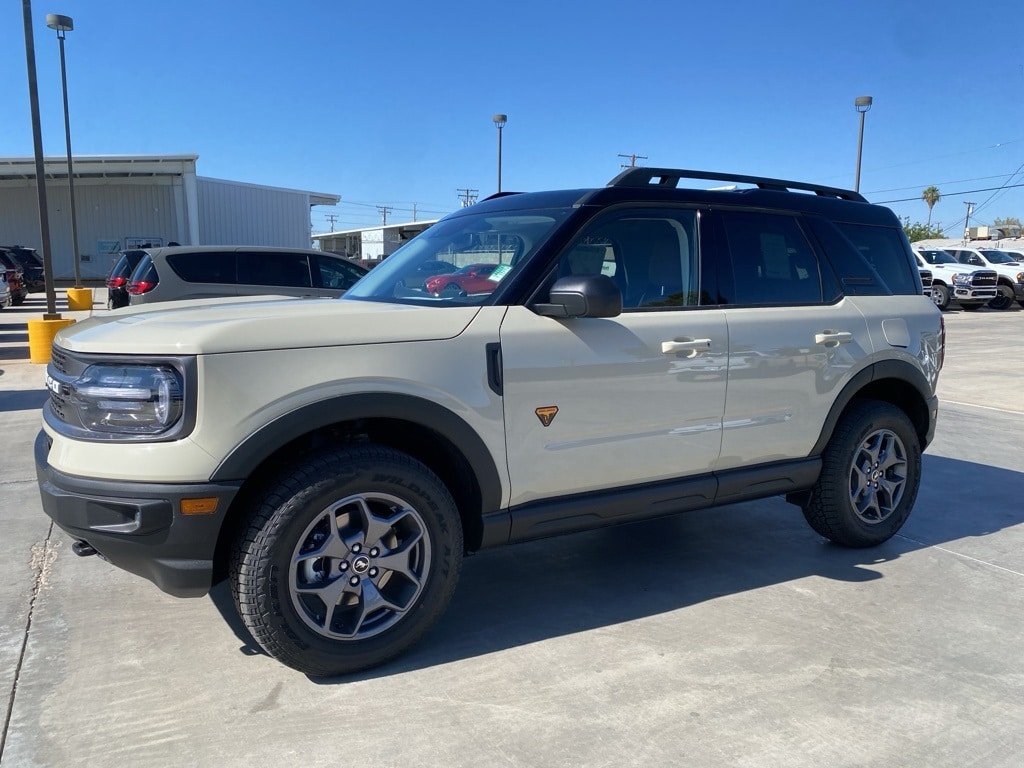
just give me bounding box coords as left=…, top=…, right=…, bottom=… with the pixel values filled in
left=1, top=175, right=317, bottom=280
left=198, top=178, right=310, bottom=248
left=0, top=180, right=179, bottom=279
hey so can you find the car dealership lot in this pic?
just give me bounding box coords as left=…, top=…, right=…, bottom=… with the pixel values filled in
left=2, top=294, right=1023, bottom=768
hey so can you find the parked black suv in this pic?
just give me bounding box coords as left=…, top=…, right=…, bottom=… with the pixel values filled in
left=0, top=246, right=45, bottom=293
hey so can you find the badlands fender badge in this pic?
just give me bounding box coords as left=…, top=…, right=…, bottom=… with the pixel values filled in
left=535, top=406, right=558, bottom=427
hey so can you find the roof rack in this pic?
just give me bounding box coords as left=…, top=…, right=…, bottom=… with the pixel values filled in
left=607, top=167, right=867, bottom=203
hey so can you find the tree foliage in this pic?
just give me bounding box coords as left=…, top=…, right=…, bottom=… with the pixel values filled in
left=993, top=216, right=1022, bottom=227
left=902, top=217, right=944, bottom=243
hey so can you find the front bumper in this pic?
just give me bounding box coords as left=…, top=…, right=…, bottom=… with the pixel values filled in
left=34, top=430, right=241, bottom=597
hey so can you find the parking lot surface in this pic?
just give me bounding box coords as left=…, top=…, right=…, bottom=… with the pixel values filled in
left=2, top=294, right=1023, bottom=767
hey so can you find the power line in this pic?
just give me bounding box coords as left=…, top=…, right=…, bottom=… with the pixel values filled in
left=456, top=188, right=478, bottom=207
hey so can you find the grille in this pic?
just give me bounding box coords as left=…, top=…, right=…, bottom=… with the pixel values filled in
left=971, top=270, right=998, bottom=288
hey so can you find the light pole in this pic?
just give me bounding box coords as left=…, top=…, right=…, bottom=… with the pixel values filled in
left=493, top=113, right=507, bottom=193
left=46, top=12, right=82, bottom=288
left=853, top=95, right=873, bottom=193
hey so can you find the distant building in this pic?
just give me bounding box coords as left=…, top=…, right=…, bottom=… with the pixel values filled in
left=312, top=220, right=438, bottom=262
left=0, top=154, right=339, bottom=279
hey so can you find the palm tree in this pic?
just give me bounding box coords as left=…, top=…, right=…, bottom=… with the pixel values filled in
left=922, top=186, right=941, bottom=227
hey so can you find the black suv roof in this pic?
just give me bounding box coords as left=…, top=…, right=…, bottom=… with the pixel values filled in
left=462, top=167, right=892, bottom=227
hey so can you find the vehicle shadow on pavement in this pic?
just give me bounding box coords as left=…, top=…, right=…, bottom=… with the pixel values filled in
left=203, top=454, right=1023, bottom=682
left=0, top=389, right=49, bottom=412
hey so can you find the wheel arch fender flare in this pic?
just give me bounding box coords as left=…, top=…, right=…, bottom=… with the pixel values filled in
left=209, top=393, right=503, bottom=513
left=810, top=360, right=933, bottom=457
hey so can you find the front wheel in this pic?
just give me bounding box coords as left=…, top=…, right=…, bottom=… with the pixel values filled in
left=988, top=284, right=1015, bottom=310
left=232, top=446, right=463, bottom=676
left=802, top=400, right=921, bottom=547
left=930, top=284, right=950, bottom=310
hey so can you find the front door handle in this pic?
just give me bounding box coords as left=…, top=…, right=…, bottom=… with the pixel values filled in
left=814, top=330, right=853, bottom=347
left=661, top=338, right=712, bottom=357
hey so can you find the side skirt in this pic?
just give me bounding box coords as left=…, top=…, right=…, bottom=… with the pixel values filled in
left=488, top=457, right=821, bottom=546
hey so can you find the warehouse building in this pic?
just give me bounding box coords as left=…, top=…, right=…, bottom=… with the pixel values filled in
left=0, top=154, right=340, bottom=280
left=312, top=219, right=437, bottom=263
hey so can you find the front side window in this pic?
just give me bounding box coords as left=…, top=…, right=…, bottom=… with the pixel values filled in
left=721, top=211, right=823, bottom=305
left=344, top=208, right=571, bottom=305
left=557, top=209, right=701, bottom=310
left=317, top=256, right=365, bottom=290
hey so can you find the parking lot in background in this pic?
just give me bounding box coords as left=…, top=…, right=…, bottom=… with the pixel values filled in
left=2, top=294, right=1022, bottom=768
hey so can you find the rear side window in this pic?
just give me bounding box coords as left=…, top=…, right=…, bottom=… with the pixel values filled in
left=835, top=224, right=919, bottom=296
left=719, top=211, right=824, bottom=305
left=167, top=252, right=236, bottom=283
left=237, top=252, right=312, bottom=288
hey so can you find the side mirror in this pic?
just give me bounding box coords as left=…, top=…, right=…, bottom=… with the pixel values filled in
left=534, top=274, right=622, bottom=318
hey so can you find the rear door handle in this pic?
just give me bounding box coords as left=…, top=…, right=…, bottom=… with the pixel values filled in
left=814, top=330, right=853, bottom=347
left=661, top=338, right=712, bottom=357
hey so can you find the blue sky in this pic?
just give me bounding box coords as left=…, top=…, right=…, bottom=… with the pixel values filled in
left=3, top=0, right=1023, bottom=236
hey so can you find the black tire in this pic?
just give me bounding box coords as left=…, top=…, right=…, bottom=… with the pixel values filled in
left=988, top=284, right=1015, bottom=310
left=11, top=294, right=25, bottom=306
left=802, top=400, right=920, bottom=547
left=930, top=284, right=950, bottom=310
left=232, top=445, right=463, bottom=676
left=107, top=297, right=114, bottom=310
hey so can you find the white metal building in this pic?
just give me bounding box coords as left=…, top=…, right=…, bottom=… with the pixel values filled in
left=0, top=154, right=340, bottom=280
left=312, top=220, right=437, bottom=262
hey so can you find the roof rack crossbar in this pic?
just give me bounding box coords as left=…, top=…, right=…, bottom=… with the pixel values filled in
left=607, top=167, right=866, bottom=202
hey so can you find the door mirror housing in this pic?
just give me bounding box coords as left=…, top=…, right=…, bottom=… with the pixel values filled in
left=534, top=274, right=622, bottom=318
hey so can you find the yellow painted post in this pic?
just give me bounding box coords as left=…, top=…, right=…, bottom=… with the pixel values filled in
left=27, top=317, right=75, bottom=364
left=66, top=287, right=93, bottom=310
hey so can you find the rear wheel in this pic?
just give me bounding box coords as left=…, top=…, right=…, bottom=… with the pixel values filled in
left=232, top=445, right=463, bottom=676
left=988, top=284, right=1015, bottom=310
left=802, top=400, right=920, bottom=547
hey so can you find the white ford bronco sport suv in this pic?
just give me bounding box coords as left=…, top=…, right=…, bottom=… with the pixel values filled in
left=36, top=168, right=944, bottom=676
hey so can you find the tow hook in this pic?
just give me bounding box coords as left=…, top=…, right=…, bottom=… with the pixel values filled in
left=71, top=540, right=98, bottom=557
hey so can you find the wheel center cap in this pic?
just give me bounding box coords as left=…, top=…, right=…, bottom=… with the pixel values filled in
left=352, top=555, right=371, bottom=574
left=872, top=469, right=883, bottom=481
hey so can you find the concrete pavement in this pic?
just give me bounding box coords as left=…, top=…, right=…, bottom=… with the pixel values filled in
left=1, top=294, right=1023, bottom=767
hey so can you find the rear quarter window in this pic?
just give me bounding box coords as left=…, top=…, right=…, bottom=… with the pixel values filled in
left=834, top=223, right=919, bottom=296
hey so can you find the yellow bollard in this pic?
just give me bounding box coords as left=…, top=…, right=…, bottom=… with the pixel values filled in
left=66, top=287, right=94, bottom=311
left=28, top=318, right=76, bottom=364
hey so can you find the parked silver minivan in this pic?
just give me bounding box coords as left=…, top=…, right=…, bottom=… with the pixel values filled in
left=125, top=246, right=368, bottom=306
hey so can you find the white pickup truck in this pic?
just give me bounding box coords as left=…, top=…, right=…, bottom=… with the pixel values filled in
left=914, top=249, right=998, bottom=311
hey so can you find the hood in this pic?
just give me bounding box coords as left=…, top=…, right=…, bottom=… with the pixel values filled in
left=55, top=296, right=481, bottom=355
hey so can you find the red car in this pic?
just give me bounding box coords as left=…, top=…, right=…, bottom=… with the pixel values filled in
left=424, top=262, right=503, bottom=296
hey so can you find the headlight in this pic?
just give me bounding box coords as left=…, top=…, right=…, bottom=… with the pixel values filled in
left=72, top=364, right=183, bottom=433
left=951, top=273, right=970, bottom=286
left=45, top=355, right=192, bottom=441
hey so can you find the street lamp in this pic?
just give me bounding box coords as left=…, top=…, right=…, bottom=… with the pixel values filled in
left=493, top=113, right=507, bottom=194
left=46, top=12, right=82, bottom=289
left=853, top=95, right=873, bottom=193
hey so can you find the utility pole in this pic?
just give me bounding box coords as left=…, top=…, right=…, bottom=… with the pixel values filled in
left=412, top=203, right=417, bottom=222
left=964, top=201, right=975, bottom=242
left=377, top=205, right=392, bottom=225
left=324, top=213, right=338, bottom=232
left=457, top=188, right=479, bottom=207
left=618, top=153, right=647, bottom=168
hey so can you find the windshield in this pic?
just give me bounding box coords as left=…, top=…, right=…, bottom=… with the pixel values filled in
left=343, top=207, right=571, bottom=305
left=980, top=250, right=1019, bottom=264
left=919, top=250, right=957, bottom=265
